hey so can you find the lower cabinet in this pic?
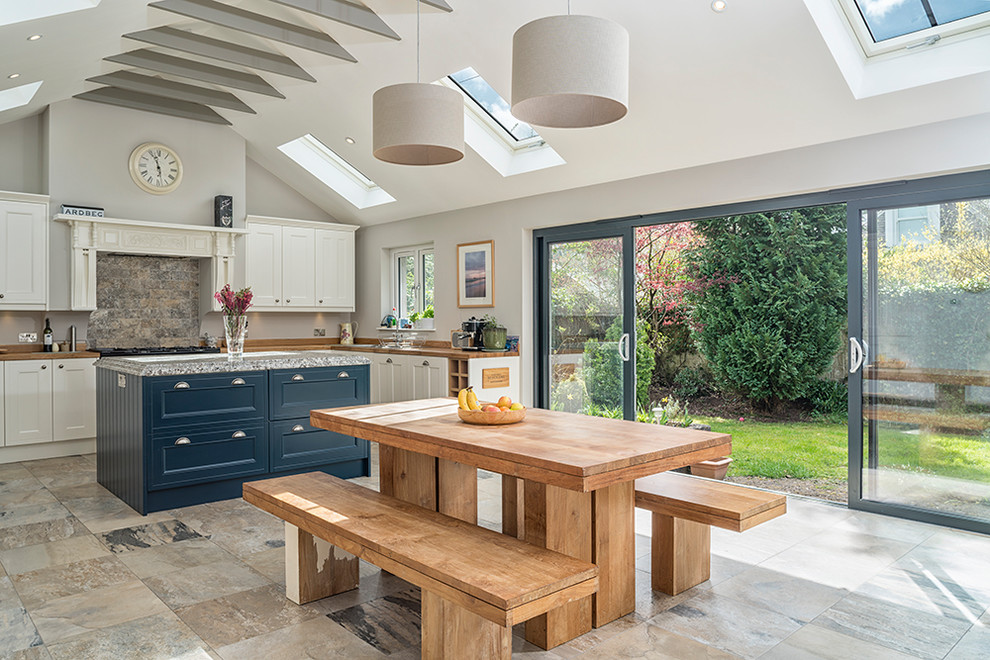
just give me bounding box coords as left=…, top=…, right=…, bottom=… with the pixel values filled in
left=151, top=423, right=268, bottom=489
left=269, top=419, right=366, bottom=471
left=367, top=353, right=448, bottom=404
left=3, top=357, right=95, bottom=447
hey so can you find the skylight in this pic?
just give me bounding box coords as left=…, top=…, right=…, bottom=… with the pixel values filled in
left=0, top=0, right=101, bottom=27
left=852, top=0, right=990, bottom=42
left=448, top=67, right=540, bottom=144
left=278, top=134, right=394, bottom=210
left=0, top=81, right=43, bottom=113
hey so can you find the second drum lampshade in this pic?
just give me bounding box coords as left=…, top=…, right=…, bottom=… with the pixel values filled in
left=373, top=83, right=465, bottom=166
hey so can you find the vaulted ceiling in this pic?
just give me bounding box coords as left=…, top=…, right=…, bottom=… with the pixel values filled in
left=2, top=0, right=990, bottom=226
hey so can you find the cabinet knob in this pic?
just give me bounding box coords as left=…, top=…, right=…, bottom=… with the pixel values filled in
left=232, top=430, right=247, bottom=438
left=291, top=374, right=305, bottom=381
left=58, top=364, right=65, bottom=369
left=41, top=364, right=47, bottom=370
left=275, top=299, right=280, bottom=303
left=175, top=437, right=191, bottom=445
left=231, top=377, right=246, bottom=385
left=319, top=299, right=324, bottom=304
left=386, top=358, right=393, bottom=364
left=422, top=360, right=430, bottom=366
left=174, top=381, right=190, bottom=389
left=286, top=299, right=291, bottom=303
left=337, top=371, right=349, bottom=379
left=291, top=424, right=305, bottom=432
left=0, top=293, right=4, bottom=298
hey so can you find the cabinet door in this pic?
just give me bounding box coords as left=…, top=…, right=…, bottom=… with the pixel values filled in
left=282, top=226, right=316, bottom=307
left=410, top=358, right=447, bottom=400
left=390, top=355, right=413, bottom=402
left=371, top=356, right=395, bottom=404
left=246, top=223, right=282, bottom=307
left=0, top=200, right=47, bottom=307
left=3, top=359, right=53, bottom=446
left=315, top=229, right=355, bottom=310
left=53, top=358, right=96, bottom=441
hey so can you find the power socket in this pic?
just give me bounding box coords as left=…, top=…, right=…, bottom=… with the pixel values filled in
left=19, top=332, right=38, bottom=343
left=314, top=328, right=326, bottom=337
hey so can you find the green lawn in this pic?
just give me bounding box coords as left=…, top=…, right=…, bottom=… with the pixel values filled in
left=694, top=416, right=990, bottom=482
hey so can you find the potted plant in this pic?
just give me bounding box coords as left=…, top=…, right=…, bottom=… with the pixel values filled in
left=413, top=305, right=435, bottom=329
left=481, top=314, right=507, bottom=350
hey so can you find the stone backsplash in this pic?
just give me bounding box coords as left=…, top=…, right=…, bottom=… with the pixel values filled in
left=87, top=254, right=201, bottom=348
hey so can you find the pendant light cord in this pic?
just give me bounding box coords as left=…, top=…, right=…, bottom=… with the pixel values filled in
left=416, top=0, right=421, bottom=83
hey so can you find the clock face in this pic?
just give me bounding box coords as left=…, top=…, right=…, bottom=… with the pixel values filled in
left=129, top=143, right=183, bottom=194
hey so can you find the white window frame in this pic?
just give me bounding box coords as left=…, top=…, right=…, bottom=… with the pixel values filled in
left=836, top=0, right=990, bottom=58
left=390, top=244, right=434, bottom=321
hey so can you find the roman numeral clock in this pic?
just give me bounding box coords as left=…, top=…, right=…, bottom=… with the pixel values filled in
left=128, top=142, right=183, bottom=194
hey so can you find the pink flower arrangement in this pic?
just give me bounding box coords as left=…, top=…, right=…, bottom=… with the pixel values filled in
left=214, top=285, right=253, bottom=318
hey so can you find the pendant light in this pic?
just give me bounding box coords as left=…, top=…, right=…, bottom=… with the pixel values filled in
left=373, top=0, right=464, bottom=165
left=511, top=1, right=629, bottom=129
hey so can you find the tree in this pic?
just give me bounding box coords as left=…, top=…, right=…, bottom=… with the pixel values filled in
left=684, top=206, right=847, bottom=411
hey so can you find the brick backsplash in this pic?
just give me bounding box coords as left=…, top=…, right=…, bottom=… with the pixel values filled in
left=87, top=254, right=201, bottom=348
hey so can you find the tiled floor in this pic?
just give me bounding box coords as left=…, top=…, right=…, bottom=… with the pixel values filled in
left=2, top=450, right=989, bottom=659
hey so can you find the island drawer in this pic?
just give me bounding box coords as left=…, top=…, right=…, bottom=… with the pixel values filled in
left=269, top=418, right=367, bottom=470
left=269, top=365, right=369, bottom=420
left=150, top=423, right=268, bottom=490
left=149, top=372, right=267, bottom=430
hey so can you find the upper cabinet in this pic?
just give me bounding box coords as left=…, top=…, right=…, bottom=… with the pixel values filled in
left=245, top=216, right=357, bottom=312
left=0, top=192, right=48, bottom=310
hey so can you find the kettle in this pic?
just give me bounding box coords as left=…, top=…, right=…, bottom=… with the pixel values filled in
left=340, top=322, right=358, bottom=345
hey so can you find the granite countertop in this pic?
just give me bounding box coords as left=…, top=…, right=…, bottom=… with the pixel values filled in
left=95, top=350, right=371, bottom=377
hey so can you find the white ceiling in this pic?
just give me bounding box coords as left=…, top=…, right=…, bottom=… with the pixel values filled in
left=2, top=0, right=990, bottom=226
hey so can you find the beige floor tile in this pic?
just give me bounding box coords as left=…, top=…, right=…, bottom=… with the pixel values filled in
left=0, top=516, right=90, bottom=552
left=573, top=621, right=740, bottom=659
left=34, top=471, right=97, bottom=490
left=0, top=463, right=35, bottom=482
left=44, top=611, right=211, bottom=660
left=215, top=615, right=386, bottom=659
left=711, top=566, right=846, bottom=623
left=30, top=579, right=171, bottom=645
left=0, top=477, right=46, bottom=497
left=11, top=554, right=136, bottom=609
left=241, top=546, right=286, bottom=586
left=0, top=488, right=58, bottom=509
left=0, top=534, right=110, bottom=576
left=832, top=511, right=938, bottom=545
left=45, top=482, right=111, bottom=502
left=116, top=537, right=232, bottom=580
left=945, top=624, right=990, bottom=660
left=0, top=602, right=44, bottom=658
left=760, top=623, right=920, bottom=660
left=0, top=503, right=73, bottom=531
left=6, top=646, right=53, bottom=660
left=0, top=561, right=6, bottom=578
left=79, top=505, right=175, bottom=535
left=171, top=499, right=285, bottom=557
left=96, top=518, right=203, bottom=553
left=304, top=570, right=413, bottom=616
left=143, top=558, right=269, bottom=609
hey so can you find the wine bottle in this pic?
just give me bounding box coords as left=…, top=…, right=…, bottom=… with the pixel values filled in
left=43, top=317, right=53, bottom=352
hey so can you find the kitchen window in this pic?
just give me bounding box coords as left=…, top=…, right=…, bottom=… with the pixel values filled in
left=391, top=244, right=434, bottom=321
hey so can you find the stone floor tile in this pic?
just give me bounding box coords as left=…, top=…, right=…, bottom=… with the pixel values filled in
left=0, top=477, right=46, bottom=497
left=0, top=534, right=110, bottom=576
left=0, top=487, right=58, bottom=509
left=20, top=456, right=92, bottom=480
left=711, top=566, right=846, bottom=623
left=33, top=470, right=97, bottom=490
left=170, top=499, right=284, bottom=557
left=45, top=482, right=111, bottom=502
left=96, top=519, right=202, bottom=553
left=142, top=558, right=269, bottom=609
left=553, top=612, right=643, bottom=656
left=176, top=583, right=322, bottom=648
left=633, top=569, right=712, bottom=620
left=30, top=579, right=171, bottom=645
left=0, top=463, right=35, bottom=482
left=945, top=624, right=990, bottom=659
left=0, top=560, right=6, bottom=578
left=116, top=537, right=232, bottom=580
left=759, top=623, right=921, bottom=659
left=0, top=516, right=89, bottom=552
left=855, top=561, right=990, bottom=624
left=44, top=611, right=211, bottom=660
left=240, top=546, right=286, bottom=586
left=6, top=646, right=53, bottom=660
left=0, top=603, right=44, bottom=657
left=0, top=503, right=73, bottom=531
left=305, top=569, right=415, bottom=616
left=327, top=587, right=421, bottom=656
left=572, top=620, right=741, bottom=659
left=813, top=592, right=971, bottom=660
left=11, top=554, right=136, bottom=609
left=80, top=506, right=175, bottom=535
left=649, top=589, right=803, bottom=658
left=832, top=511, right=938, bottom=545
left=214, top=615, right=386, bottom=659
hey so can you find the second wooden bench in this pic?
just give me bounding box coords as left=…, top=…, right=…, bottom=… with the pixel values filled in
left=244, top=472, right=598, bottom=659
left=635, top=471, right=786, bottom=595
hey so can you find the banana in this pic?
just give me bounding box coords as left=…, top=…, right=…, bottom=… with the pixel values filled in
left=457, top=387, right=470, bottom=411
left=466, top=387, right=481, bottom=411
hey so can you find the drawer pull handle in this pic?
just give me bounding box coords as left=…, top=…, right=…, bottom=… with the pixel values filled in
left=291, top=374, right=304, bottom=381
left=232, top=430, right=247, bottom=438
left=231, top=377, right=246, bottom=385
left=292, top=424, right=305, bottom=432
left=337, top=371, right=349, bottom=379
left=174, top=381, right=190, bottom=389
left=175, top=437, right=191, bottom=445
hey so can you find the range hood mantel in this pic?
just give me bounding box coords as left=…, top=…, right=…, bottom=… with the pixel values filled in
left=55, top=214, right=247, bottom=311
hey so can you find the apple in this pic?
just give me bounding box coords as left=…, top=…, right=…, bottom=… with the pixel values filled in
left=497, top=396, right=513, bottom=408
left=499, top=406, right=510, bottom=412
left=483, top=404, right=501, bottom=413
left=509, top=402, right=525, bottom=411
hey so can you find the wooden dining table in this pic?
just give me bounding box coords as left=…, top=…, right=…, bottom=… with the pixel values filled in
left=310, top=398, right=731, bottom=650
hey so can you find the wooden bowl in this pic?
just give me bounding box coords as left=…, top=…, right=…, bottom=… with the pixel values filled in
left=457, top=406, right=526, bottom=425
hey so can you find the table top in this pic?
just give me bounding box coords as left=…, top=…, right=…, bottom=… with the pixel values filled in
left=864, top=365, right=990, bottom=387
left=311, top=399, right=731, bottom=492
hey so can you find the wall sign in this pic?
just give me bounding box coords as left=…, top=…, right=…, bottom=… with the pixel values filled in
left=61, top=204, right=104, bottom=218
left=482, top=367, right=510, bottom=389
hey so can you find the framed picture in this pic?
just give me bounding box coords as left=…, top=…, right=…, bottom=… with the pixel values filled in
left=457, top=240, right=494, bottom=308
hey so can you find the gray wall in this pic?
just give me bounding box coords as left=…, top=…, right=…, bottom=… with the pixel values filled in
left=246, top=157, right=334, bottom=223
left=0, top=113, right=45, bottom=194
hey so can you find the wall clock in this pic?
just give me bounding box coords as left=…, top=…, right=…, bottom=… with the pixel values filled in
left=128, top=142, right=183, bottom=194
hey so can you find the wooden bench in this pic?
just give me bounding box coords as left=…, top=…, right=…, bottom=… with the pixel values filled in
left=243, top=472, right=598, bottom=659
left=635, top=471, right=786, bottom=595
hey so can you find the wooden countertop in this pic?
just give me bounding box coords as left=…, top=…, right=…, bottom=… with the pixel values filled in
left=328, top=344, right=518, bottom=360
left=0, top=345, right=99, bottom=361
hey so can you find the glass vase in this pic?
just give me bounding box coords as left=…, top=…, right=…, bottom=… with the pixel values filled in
left=224, top=314, right=248, bottom=360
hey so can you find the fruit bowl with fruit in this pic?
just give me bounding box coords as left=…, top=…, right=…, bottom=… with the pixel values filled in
left=456, top=388, right=526, bottom=425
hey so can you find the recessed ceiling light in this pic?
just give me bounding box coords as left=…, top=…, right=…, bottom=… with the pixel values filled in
left=711, top=0, right=727, bottom=12
left=27, top=34, right=42, bottom=41
left=344, top=137, right=355, bottom=144
left=7, top=73, right=20, bottom=79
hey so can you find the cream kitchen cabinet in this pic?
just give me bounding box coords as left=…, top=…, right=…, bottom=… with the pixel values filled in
left=0, top=192, right=48, bottom=310
left=361, top=352, right=448, bottom=404
left=2, top=357, right=96, bottom=447
left=410, top=357, right=447, bottom=400
left=245, top=216, right=356, bottom=312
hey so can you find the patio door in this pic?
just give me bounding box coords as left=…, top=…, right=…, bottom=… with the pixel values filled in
left=850, top=187, right=990, bottom=532
left=535, top=229, right=636, bottom=420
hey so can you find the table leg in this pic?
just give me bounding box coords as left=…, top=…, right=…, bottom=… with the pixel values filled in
left=501, top=475, right=525, bottom=539
left=378, top=445, right=396, bottom=497
left=438, top=458, right=478, bottom=524
left=284, top=522, right=358, bottom=605
left=592, top=481, right=636, bottom=626
left=384, top=447, right=437, bottom=509
left=523, top=481, right=593, bottom=649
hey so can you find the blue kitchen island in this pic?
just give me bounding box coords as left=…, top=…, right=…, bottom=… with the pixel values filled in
left=95, top=351, right=371, bottom=514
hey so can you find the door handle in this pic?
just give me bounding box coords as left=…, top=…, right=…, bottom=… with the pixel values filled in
left=291, top=374, right=304, bottom=381
left=337, top=371, right=350, bottom=379
left=292, top=424, right=305, bottom=432
left=231, top=377, right=246, bottom=385
left=175, top=437, right=191, bottom=445
left=174, top=381, right=190, bottom=389
left=618, top=333, right=630, bottom=362
left=849, top=337, right=864, bottom=374
left=231, top=430, right=246, bottom=438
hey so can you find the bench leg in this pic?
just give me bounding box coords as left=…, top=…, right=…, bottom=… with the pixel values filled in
left=421, top=590, right=511, bottom=659
left=285, top=522, right=359, bottom=605
left=651, top=513, right=711, bottom=596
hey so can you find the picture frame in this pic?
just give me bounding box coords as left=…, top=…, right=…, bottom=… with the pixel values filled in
left=457, top=240, right=494, bottom=308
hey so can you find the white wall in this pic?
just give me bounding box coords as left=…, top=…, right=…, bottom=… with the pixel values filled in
left=0, top=113, right=45, bottom=194
left=246, top=157, right=335, bottom=223
left=353, top=112, right=990, bottom=405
